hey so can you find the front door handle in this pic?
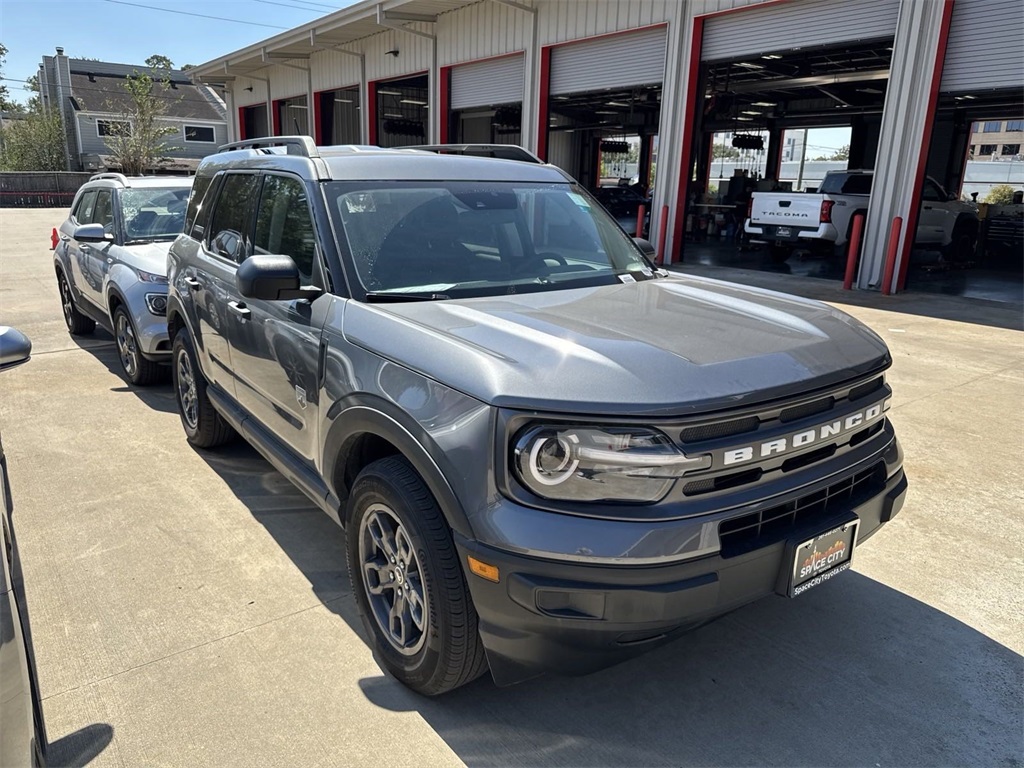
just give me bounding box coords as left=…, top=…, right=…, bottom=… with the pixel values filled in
left=923, top=205, right=934, bottom=210
left=183, top=277, right=201, bottom=290
left=228, top=301, right=251, bottom=320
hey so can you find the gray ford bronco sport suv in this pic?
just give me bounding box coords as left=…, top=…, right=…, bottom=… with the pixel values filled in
left=167, top=137, right=907, bottom=695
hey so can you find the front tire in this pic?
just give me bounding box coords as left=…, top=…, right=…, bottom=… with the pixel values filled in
left=346, top=457, right=487, bottom=695
left=57, top=270, right=95, bottom=336
left=113, top=306, right=164, bottom=386
left=171, top=328, right=235, bottom=448
left=942, top=224, right=976, bottom=264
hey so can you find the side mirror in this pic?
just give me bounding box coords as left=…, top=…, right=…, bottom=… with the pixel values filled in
left=632, top=237, right=656, bottom=259
left=72, top=223, right=112, bottom=243
left=0, top=327, right=32, bottom=371
left=237, top=255, right=321, bottom=301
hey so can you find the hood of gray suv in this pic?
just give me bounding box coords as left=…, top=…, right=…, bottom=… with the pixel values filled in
left=343, top=275, right=890, bottom=416
left=119, top=241, right=174, bottom=277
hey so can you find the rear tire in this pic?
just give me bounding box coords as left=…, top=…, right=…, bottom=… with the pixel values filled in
left=57, top=270, right=95, bottom=336
left=113, top=306, right=164, bottom=386
left=346, top=456, right=487, bottom=695
left=171, top=328, right=235, bottom=448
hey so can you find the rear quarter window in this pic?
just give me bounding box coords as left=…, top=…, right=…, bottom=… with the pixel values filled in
left=185, top=174, right=216, bottom=239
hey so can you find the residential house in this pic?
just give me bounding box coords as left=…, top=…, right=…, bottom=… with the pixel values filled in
left=37, top=47, right=227, bottom=173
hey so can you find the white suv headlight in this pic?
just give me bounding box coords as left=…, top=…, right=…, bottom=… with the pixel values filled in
left=512, top=425, right=710, bottom=503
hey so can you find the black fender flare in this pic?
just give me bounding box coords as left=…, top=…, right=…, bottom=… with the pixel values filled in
left=165, top=293, right=204, bottom=359
left=322, top=395, right=473, bottom=539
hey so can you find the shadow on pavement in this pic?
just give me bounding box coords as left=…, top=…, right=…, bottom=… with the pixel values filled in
left=68, top=330, right=176, bottom=414
left=672, top=263, right=1024, bottom=332
left=199, top=441, right=1023, bottom=767
left=46, top=723, right=114, bottom=768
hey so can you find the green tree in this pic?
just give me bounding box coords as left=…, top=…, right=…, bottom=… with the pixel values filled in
left=145, top=54, right=174, bottom=70
left=179, top=64, right=196, bottom=72
left=983, top=184, right=1017, bottom=205
left=0, top=108, right=67, bottom=170
left=0, top=43, right=23, bottom=112
left=103, top=72, right=177, bottom=175
left=830, top=144, right=850, bottom=161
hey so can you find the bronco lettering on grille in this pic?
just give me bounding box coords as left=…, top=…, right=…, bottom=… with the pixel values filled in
left=722, top=401, right=886, bottom=467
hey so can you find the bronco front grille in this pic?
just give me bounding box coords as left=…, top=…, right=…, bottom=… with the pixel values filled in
left=718, top=462, right=886, bottom=558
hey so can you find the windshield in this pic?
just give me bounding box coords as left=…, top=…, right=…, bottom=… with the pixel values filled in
left=325, top=181, right=654, bottom=300
left=121, top=186, right=192, bottom=241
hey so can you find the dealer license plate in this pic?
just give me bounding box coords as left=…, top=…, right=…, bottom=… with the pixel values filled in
left=775, top=226, right=791, bottom=238
left=787, top=519, right=859, bottom=597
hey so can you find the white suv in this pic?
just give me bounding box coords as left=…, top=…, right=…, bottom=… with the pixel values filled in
left=53, top=173, right=193, bottom=385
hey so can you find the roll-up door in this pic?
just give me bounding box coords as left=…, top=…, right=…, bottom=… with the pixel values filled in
left=550, top=26, right=667, bottom=95
left=451, top=54, right=525, bottom=110
left=940, top=0, right=1024, bottom=92
left=701, top=0, right=899, bottom=62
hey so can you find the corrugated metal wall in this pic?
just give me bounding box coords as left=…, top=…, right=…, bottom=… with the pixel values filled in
left=858, top=0, right=949, bottom=291
left=266, top=63, right=309, bottom=100
left=538, top=0, right=672, bottom=45
left=363, top=25, right=434, bottom=82
left=311, top=48, right=363, bottom=93
left=549, top=25, right=667, bottom=94
left=940, top=0, right=1024, bottom=92
left=451, top=54, right=525, bottom=109
left=438, top=0, right=531, bottom=66
left=235, top=76, right=269, bottom=106
left=701, top=0, right=900, bottom=61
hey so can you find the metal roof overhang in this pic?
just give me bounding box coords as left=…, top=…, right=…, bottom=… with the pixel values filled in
left=191, top=0, right=475, bottom=84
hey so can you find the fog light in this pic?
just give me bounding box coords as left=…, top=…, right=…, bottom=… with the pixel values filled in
left=145, top=293, right=167, bottom=315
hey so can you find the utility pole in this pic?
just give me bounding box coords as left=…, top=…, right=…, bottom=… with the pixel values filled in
left=796, top=128, right=808, bottom=191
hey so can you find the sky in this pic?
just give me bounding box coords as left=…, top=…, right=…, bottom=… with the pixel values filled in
left=1, top=0, right=359, bottom=104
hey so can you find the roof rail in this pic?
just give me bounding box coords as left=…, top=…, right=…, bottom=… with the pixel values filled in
left=218, top=135, right=319, bottom=158
left=88, top=172, right=129, bottom=184
left=400, top=144, right=544, bottom=164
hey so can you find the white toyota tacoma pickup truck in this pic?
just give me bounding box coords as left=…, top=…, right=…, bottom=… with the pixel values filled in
left=744, top=170, right=978, bottom=263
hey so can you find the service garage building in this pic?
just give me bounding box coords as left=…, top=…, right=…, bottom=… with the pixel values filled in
left=192, top=0, right=1023, bottom=303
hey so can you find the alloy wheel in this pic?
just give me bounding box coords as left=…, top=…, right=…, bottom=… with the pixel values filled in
left=176, top=349, right=199, bottom=430
left=116, top=313, right=138, bottom=378
left=359, top=503, right=429, bottom=656
left=59, top=277, right=74, bottom=328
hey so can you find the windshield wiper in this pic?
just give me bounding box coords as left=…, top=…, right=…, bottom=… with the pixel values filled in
left=365, top=291, right=451, bottom=303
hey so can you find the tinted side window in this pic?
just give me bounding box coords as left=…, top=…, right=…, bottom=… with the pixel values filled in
left=73, top=190, right=97, bottom=224
left=207, top=174, right=259, bottom=263
left=92, top=190, right=115, bottom=235
left=253, top=175, right=317, bottom=282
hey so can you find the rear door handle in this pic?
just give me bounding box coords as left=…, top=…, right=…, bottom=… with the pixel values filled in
left=183, top=277, right=201, bottom=290
left=228, top=301, right=251, bottom=320
left=923, top=205, right=934, bottom=210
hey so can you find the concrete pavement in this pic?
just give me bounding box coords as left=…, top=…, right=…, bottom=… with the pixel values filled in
left=1, top=208, right=1021, bottom=767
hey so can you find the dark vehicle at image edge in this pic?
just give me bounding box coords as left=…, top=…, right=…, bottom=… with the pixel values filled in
left=166, top=136, right=907, bottom=695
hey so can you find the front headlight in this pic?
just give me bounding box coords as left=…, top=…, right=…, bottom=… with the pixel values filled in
left=138, top=269, right=168, bottom=284
left=512, top=425, right=710, bottom=503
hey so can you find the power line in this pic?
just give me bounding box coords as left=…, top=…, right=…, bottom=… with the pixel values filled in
left=252, top=0, right=338, bottom=12
left=100, top=0, right=291, bottom=30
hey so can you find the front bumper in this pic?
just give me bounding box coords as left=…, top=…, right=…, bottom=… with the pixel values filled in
left=121, top=283, right=170, bottom=360
left=458, top=455, right=907, bottom=687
